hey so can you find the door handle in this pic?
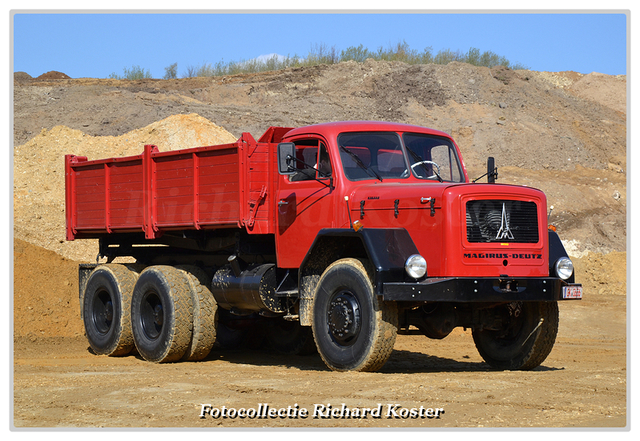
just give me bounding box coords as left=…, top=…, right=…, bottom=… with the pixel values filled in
left=278, top=200, right=289, bottom=206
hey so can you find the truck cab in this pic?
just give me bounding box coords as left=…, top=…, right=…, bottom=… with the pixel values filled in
left=274, top=121, right=580, bottom=371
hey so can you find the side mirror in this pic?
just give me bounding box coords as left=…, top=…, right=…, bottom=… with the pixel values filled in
left=277, top=142, right=296, bottom=175
left=487, top=156, right=498, bottom=183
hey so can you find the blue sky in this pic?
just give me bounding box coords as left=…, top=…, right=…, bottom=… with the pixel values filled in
left=12, top=11, right=628, bottom=79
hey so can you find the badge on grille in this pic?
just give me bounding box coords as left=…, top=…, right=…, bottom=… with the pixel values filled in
left=496, top=203, right=514, bottom=240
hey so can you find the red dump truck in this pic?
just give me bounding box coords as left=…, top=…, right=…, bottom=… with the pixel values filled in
left=65, top=121, right=581, bottom=372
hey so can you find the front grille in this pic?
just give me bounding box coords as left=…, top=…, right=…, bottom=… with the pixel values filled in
left=466, top=200, right=539, bottom=243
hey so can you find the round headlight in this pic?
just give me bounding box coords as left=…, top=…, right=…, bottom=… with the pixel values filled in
left=405, top=254, right=427, bottom=279
left=554, top=257, right=574, bottom=280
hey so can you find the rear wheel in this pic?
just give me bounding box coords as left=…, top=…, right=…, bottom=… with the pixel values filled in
left=82, top=264, right=138, bottom=356
left=131, top=266, right=193, bottom=362
left=472, top=301, right=559, bottom=370
left=312, top=259, right=397, bottom=372
left=177, top=265, right=217, bottom=361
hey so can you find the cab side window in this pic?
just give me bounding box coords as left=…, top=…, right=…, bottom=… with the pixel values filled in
left=288, top=139, right=332, bottom=182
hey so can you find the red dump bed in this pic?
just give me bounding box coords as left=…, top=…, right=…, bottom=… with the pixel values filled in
left=65, top=130, right=289, bottom=241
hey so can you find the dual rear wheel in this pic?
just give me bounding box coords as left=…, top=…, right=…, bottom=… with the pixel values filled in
left=82, top=264, right=217, bottom=362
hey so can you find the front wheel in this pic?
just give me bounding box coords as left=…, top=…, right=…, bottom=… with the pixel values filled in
left=312, top=259, right=397, bottom=372
left=472, top=301, right=559, bottom=370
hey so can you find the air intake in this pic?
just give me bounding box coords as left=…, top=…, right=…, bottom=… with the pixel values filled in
left=466, top=200, right=539, bottom=243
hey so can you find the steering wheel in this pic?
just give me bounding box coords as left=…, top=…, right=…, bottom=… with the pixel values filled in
left=411, top=160, right=441, bottom=179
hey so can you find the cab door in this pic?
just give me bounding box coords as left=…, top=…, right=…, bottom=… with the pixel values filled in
left=275, top=138, right=335, bottom=268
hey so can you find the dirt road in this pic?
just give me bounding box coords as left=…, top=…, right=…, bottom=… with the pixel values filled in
left=13, top=327, right=625, bottom=428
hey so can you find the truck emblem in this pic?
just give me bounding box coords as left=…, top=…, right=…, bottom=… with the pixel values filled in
left=496, top=203, right=514, bottom=240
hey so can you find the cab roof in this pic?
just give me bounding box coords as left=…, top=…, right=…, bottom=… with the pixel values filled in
left=281, top=121, right=453, bottom=141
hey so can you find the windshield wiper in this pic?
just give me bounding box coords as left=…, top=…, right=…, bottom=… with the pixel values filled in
left=340, top=145, right=383, bottom=182
left=406, top=147, right=443, bottom=182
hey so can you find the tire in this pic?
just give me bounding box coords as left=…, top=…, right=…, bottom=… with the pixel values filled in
left=312, top=258, right=397, bottom=372
left=82, top=264, right=138, bottom=356
left=131, top=266, right=194, bottom=363
left=177, top=265, right=217, bottom=361
left=472, top=301, right=559, bottom=370
left=266, top=319, right=317, bottom=356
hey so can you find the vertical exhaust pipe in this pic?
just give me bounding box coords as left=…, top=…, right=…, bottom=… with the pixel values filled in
left=228, top=254, right=242, bottom=277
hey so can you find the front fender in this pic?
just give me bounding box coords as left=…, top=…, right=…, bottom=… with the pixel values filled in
left=300, top=228, right=420, bottom=295
left=297, top=227, right=419, bottom=326
left=548, top=230, right=575, bottom=283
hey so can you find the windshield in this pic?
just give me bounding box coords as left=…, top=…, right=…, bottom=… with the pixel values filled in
left=403, top=133, right=464, bottom=182
left=338, top=132, right=408, bottom=181
left=337, top=131, right=464, bottom=183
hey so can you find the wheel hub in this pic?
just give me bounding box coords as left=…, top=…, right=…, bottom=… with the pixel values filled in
left=140, top=292, right=163, bottom=340
left=327, top=292, right=361, bottom=345
left=93, top=290, right=114, bottom=335
left=153, top=304, right=164, bottom=326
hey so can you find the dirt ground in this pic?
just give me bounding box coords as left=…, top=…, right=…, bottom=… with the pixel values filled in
left=12, top=240, right=627, bottom=428
left=12, top=61, right=628, bottom=429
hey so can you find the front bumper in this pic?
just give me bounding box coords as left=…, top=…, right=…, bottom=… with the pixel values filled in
left=382, top=277, right=582, bottom=302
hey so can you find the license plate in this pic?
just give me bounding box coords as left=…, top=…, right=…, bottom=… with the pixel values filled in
left=563, top=286, right=583, bottom=299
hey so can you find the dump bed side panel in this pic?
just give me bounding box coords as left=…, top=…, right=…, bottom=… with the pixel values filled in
left=66, top=154, right=146, bottom=239
left=66, top=141, right=253, bottom=240
left=197, top=146, right=242, bottom=226
left=109, top=160, right=145, bottom=229
left=152, top=145, right=241, bottom=230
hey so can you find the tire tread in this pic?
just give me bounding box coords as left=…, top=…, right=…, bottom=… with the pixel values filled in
left=177, top=265, right=217, bottom=361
